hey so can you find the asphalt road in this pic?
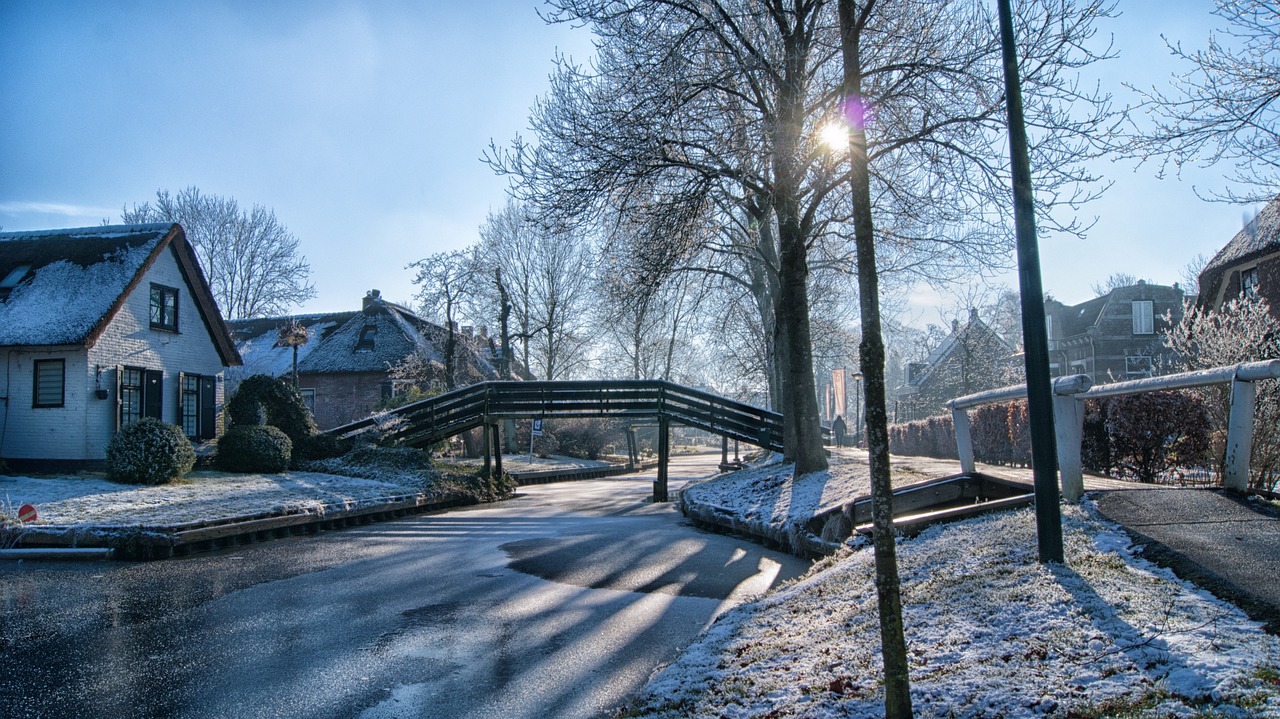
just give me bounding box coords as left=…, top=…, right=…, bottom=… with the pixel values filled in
left=0, top=451, right=810, bottom=719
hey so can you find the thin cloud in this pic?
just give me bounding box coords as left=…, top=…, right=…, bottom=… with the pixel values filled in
left=0, top=201, right=117, bottom=219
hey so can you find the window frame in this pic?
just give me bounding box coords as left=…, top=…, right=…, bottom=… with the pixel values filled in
left=178, top=372, right=217, bottom=440
left=118, top=365, right=163, bottom=428
left=1131, top=300, right=1155, bottom=335
left=32, top=358, right=65, bottom=408
left=149, top=283, right=180, bottom=333
left=1124, top=355, right=1154, bottom=377
left=1242, top=267, right=1260, bottom=299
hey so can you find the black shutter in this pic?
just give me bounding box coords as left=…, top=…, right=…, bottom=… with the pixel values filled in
left=144, top=369, right=163, bottom=420
left=200, top=376, right=217, bottom=440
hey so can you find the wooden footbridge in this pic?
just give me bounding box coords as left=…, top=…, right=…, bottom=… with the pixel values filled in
left=326, top=380, right=785, bottom=501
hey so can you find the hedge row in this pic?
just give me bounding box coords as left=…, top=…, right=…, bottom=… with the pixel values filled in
left=887, top=391, right=1213, bottom=482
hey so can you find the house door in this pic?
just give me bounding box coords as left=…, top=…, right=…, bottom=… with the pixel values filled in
left=117, top=366, right=164, bottom=429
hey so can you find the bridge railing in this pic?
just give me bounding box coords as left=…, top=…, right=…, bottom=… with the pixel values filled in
left=325, top=379, right=786, bottom=453
left=946, top=359, right=1280, bottom=499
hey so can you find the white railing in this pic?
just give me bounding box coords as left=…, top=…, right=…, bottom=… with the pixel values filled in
left=946, top=359, right=1280, bottom=500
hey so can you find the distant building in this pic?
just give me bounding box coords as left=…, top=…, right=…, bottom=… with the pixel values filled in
left=0, top=224, right=241, bottom=471
left=1044, top=281, right=1185, bottom=383
left=227, top=290, right=503, bottom=429
left=894, top=309, right=1019, bottom=420
left=1199, top=196, right=1280, bottom=318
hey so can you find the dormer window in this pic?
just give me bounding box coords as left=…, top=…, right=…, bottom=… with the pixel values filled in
left=356, top=324, right=377, bottom=351
left=1131, top=300, right=1154, bottom=335
left=150, top=283, right=179, bottom=332
left=0, top=265, right=30, bottom=300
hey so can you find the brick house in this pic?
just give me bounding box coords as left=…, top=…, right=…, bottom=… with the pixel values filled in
left=1199, top=196, right=1280, bottom=317
left=893, top=309, right=1019, bottom=420
left=227, top=290, right=500, bottom=429
left=1043, top=281, right=1185, bottom=384
left=0, top=224, right=242, bottom=471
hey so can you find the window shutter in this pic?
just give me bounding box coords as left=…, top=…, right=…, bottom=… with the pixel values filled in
left=178, top=372, right=187, bottom=428
left=114, top=365, right=123, bottom=431
left=200, top=376, right=217, bottom=440
left=144, top=369, right=163, bottom=420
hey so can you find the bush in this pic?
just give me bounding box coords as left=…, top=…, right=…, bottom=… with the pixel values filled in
left=553, top=418, right=624, bottom=460
left=106, top=418, right=195, bottom=485
left=1106, top=391, right=1212, bottom=483
left=971, top=402, right=1013, bottom=465
left=217, top=425, right=293, bottom=473
left=226, top=374, right=318, bottom=460
left=1080, top=398, right=1113, bottom=475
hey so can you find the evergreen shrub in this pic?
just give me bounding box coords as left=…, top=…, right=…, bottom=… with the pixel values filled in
left=217, top=425, right=292, bottom=473
left=106, top=418, right=196, bottom=485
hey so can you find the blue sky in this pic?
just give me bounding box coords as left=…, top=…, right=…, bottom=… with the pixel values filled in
left=0, top=0, right=1254, bottom=318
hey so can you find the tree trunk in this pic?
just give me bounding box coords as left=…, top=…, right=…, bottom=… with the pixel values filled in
left=838, top=1, right=913, bottom=716
left=771, top=21, right=827, bottom=475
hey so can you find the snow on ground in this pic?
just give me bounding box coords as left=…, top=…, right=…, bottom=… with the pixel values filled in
left=0, top=471, right=420, bottom=527
left=624, top=500, right=1280, bottom=718
left=625, top=454, right=1280, bottom=718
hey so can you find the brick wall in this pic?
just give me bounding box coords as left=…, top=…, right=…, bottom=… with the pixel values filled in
left=301, top=372, right=386, bottom=429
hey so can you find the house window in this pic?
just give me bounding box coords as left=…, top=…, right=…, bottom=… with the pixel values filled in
left=1131, top=300, right=1154, bottom=335
left=1125, top=355, right=1153, bottom=377
left=150, top=284, right=179, bottom=332
left=1, top=265, right=30, bottom=300
left=1242, top=267, right=1260, bottom=299
left=33, top=359, right=65, bottom=408
left=300, top=388, right=316, bottom=414
left=356, top=325, right=377, bottom=351
left=179, top=373, right=217, bottom=440
left=119, top=366, right=163, bottom=427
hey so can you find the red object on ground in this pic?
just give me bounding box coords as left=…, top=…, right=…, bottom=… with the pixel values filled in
left=18, top=504, right=37, bottom=523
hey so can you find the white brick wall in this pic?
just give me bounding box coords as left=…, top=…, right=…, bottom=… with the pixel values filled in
left=1, top=244, right=229, bottom=462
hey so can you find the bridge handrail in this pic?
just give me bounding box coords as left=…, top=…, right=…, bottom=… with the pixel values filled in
left=324, top=379, right=786, bottom=453
left=944, top=359, right=1280, bottom=498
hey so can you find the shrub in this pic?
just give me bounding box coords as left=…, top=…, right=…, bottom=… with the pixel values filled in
left=554, top=418, right=624, bottom=460
left=106, top=418, right=195, bottom=485
left=971, top=402, right=1012, bottom=465
left=1006, top=400, right=1032, bottom=467
left=1106, top=391, right=1212, bottom=483
left=226, top=374, right=318, bottom=460
left=1080, top=398, right=1113, bottom=475
left=217, top=425, right=293, bottom=473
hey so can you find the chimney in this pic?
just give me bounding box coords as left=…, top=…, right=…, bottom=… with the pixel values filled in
left=363, top=289, right=381, bottom=313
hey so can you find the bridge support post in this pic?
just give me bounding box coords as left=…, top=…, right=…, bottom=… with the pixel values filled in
left=654, top=417, right=669, bottom=502
left=491, top=423, right=503, bottom=479
left=626, top=427, right=638, bottom=470
left=1225, top=377, right=1257, bottom=492
left=721, top=435, right=729, bottom=468
left=482, top=424, right=493, bottom=480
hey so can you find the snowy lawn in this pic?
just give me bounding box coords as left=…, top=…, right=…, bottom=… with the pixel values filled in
left=679, top=451, right=941, bottom=551
left=623, top=500, right=1280, bottom=718
left=0, top=470, right=423, bottom=527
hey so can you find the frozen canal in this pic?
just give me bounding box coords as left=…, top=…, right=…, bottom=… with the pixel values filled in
left=0, top=452, right=810, bottom=718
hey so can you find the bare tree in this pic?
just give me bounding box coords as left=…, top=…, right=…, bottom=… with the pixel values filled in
left=473, top=202, right=594, bottom=380
left=1181, top=252, right=1212, bottom=295
left=1090, top=272, right=1140, bottom=297
left=1127, top=0, right=1280, bottom=203
left=121, top=186, right=315, bottom=319
left=409, top=250, right=474, bottom=390
left=494, top=0, right=1116, bottom=475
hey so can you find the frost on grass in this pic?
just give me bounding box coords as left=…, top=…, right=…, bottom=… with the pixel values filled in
left=679, top=452, right=936, bottom=553
left=0, top=471, right=421, bottom=527
left=623, top=502, right=1280, bottom=718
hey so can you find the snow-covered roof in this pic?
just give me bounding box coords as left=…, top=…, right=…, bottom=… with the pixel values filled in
left=1200, top=195, right=1280, bottom=303
left=0, top=223, right=241, bottom=364
left=228, top=294, right=499, bottom=379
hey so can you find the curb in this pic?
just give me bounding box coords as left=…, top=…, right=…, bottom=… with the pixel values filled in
left=9, top=492, right=478, bottom=561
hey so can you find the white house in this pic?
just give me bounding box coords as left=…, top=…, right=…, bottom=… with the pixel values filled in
left=0, top=223, right=241, bottom=471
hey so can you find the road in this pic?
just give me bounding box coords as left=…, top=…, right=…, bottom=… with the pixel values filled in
left=0, top=451, right=810, bottom=719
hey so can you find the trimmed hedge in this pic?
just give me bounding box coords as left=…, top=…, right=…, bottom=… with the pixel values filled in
left=106, top=418, right=195, bottom=485
left=217, top=425, right=292, bottom=473
left=886, top=390, right=1213, bottom=481
left=225, top=374, right=342, bottom=462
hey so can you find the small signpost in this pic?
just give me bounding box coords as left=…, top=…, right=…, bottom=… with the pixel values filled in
left=529, top=419, right=543, bottom=456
